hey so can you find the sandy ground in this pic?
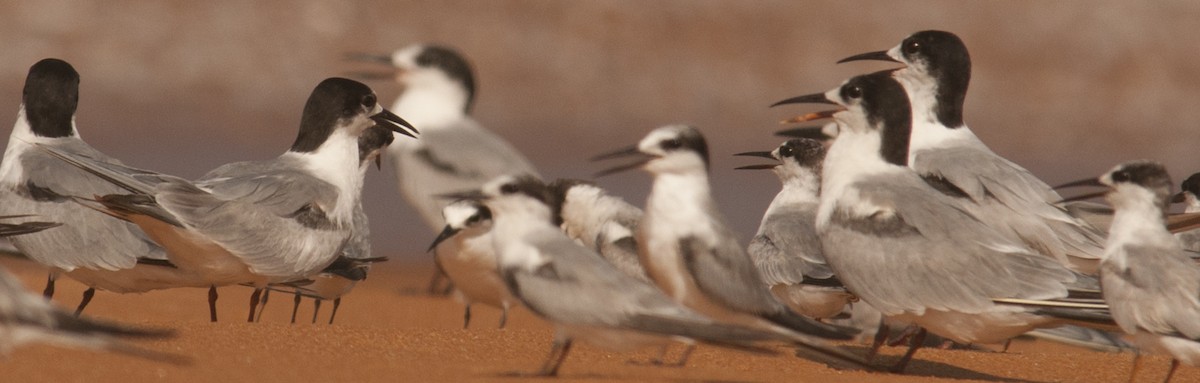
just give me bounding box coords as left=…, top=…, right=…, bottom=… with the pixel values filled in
left=0, top=255, right=1194, bottom=383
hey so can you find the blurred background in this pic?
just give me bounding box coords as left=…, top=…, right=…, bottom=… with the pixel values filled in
left=1, top=0, right=1197, bottom=259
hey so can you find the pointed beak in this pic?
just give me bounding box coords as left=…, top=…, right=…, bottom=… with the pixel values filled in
left=771, top=92, right=837, bottom=108
left=591, top=145, right=654, bottom=177
left=734, top=151, right=776, bottom=160
left=1054, top=177, right=1106, bottom=190
left=1052, top=177, right=1110, bottom=204
left=775, top=126, right=829, bottom=139
left=735, top=164, right=777, bottom=170
left=837, top=50, right=901, bottom=64
left=370, top=108, right=419, bottom=138
left=427, top=225, right=462, bottom=252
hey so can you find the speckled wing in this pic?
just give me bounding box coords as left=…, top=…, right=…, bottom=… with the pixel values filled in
left=1102, top=244, right=1200, bottom=340
left=820, top=173, right=1077, bottom=317
left=394, top=118, right=539, bottom=229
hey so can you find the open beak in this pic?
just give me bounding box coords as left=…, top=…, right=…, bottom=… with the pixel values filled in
left=591, top=145, right=654, bottom=177
left=427, top=225, right=462, bottom=252
left=837, top=50, right=901, bottom=64
left=1053, top=177, right=1109, bottom=203
left=783, top=110, right=839, bottom=124
left=771, top=92, right=843, bottom=124
left=370, top=108, right=419, bottom=138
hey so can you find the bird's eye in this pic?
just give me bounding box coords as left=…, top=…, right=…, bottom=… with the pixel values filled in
left=845, top=85, right=863, bottom=99
left=661, top=138, right=682, bottom=150
left=903, top=41, right=921, bottom=55
left=1112, top=171, right=1129, bottom=183
left=362, top=94, right=377, bottom=108
left=779, top=146, right=793, bottom=157
left=500, top=183, right=519, bottom=194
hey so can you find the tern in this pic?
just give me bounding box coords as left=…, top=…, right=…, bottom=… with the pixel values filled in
left=593, top=125, right=860, bottom=349
left=828, top=30, right=1107, bottom=274
left=779, top=71, right=1107, bottom=371
left=428, top=199, right=518, bottom=329
left=37, top=77, right=417, bottom=322
left=0, top=58, right=209, bottom=315
left=448, top=174, right=866, bottom=375
left=348, top=44, right=538, bottom=295
left=1059, top=161, right=1200, bottom=382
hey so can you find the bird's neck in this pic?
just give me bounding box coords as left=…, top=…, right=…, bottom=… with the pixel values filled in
left=818, top=130, right=904, bottom=227
left=1, top=107, right=78, bottom=183
left=776, top=168, right=820, bottom=204
left=1105, top=187, right=1174, bottom=259
left=645, top=171, right=717, bottom=237
left=285, top=129, right=363, bottom=223
left=393, top=81, right=469, bottom=129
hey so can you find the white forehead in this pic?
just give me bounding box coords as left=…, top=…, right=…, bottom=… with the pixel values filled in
left=637, top=125, right=686, bottom=152
left=390, top=44, right=424, bottom=69
left=442, top=200, right=484, bottom=227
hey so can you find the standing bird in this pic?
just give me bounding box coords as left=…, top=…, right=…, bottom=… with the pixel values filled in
left=1059, top=161, right=1200, bottom=382
left=546, top=179, right=649, bottom=281
left=256, top=125, right=395, bottom=324
left=428, top=199, right=518, bottom=329
left=0, top=58, right=208, bottom=315
left=347, top=44, right=539, bottom=229
left=831, top=30, right=1107, bottom=274
left=347, top=44, right=539, bottom=293
left=38, top=78, right=417, bottom=322
left=451, top=175, right=865, bottom=376
left=593, top=125, right=858, bottom=346
left=735, top=138, right=852, bottom=320
left=778, top=72, right=1099, bottom=372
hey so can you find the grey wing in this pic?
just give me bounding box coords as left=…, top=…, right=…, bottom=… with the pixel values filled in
left=915, top=147, right=1106, bottom=269
left=394, top=119, right=539, bottom=229
left=2, top=144, right=167, bottom=270
left=1102, top=244, right=1200, bottom=339
left=680, top=228, right=788, bottom=315
left=197, top=166, right=340, bottom=219
left=594, top=220, right=649, bottom=281
left=750, top=204, right=834, bottom=285
left=820, top=176, right=1076, bottom=316
left=506, top=228, right=691, bottom=326
left=154, top=178, right=347, bottom=278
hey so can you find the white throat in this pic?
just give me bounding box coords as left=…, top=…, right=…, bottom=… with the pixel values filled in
left=392, top=73, right=469, bottom=130
left=284, top=129, right=363, bottom=224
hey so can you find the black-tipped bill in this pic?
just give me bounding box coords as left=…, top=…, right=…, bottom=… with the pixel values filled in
left=436, top=190, right=488, bottom=201
left=371, top=108, right=419, bottom=138
left=344, top=52, right=394, bottom=65
left=837, top=50, right=901, bottom=64
left=775, top=126, right=828, bottom=139
left=771, top=92, right=837, bottom=108
left=590, top=145, right=641, bottom=162
left=427, top=225, right=462, bottom=252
